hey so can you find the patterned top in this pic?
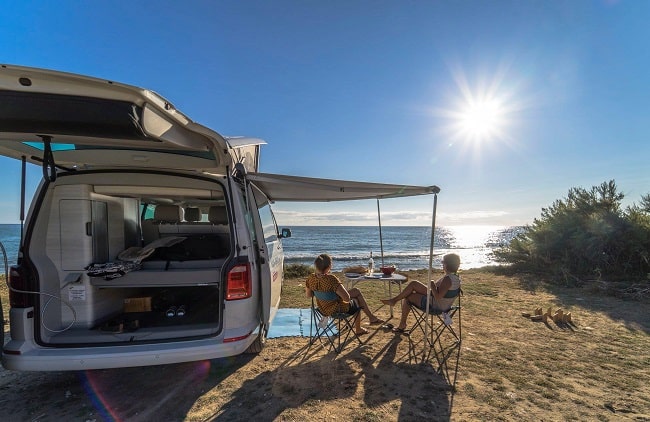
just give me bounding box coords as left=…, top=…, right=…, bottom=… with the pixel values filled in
left=431, top=273, right=462, bottom=310
left=305, top=273, right=350, bottom=316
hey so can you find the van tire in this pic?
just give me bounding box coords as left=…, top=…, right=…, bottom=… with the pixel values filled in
left=244, top=325, right=266, bottom=354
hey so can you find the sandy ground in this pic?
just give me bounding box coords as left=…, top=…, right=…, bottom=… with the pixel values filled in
left=1, top=272, right=649, bottom=421
left=0, top=326, right=458, bottom=422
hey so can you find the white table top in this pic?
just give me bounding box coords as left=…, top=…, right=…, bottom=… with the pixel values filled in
left=343, top=272, right=407, bottom=317
left=344, top=272, right=407, bottom=282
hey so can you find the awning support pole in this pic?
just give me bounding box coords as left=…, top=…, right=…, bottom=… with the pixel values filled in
left=377, top=198, right=385, bottom=268
left=424, top=192, right=438, bottom=355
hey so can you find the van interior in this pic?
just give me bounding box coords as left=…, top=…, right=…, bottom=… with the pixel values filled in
left=26, top=172, right=233, bottom=345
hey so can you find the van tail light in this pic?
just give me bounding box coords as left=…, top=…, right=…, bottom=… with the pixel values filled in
left=226, top=263, right=252, bottom=300
left=9, top=265, right=33, bottom=308
left=223, top=330, right=253, bottom=343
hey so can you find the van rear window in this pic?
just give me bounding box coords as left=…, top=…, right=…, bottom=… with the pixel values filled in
left=23, top=142, right=76, bottom=151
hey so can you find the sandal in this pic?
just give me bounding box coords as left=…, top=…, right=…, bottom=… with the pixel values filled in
left=392, top=327, right=407, bottom=335
left=356, top=327, right=369, bottom=335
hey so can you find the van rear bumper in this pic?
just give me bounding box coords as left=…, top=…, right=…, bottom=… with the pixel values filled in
left=2, top=332, right=258, bottom=371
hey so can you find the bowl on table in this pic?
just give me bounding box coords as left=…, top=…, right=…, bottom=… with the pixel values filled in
left=380, top=265, right=396, bottom=276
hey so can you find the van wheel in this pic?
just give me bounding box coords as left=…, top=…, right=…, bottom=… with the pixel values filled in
left=244, top=325, right=266, bottom=354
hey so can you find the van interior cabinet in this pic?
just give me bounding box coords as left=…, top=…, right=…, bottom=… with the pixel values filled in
left=49, top=285, right=221, bottom=344
left=91, top=285, right=221, bottom=330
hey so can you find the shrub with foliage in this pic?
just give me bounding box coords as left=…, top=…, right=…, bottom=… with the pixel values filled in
left=284, top=263, right=313, bottom=279
left=495, top=180, right=650, bottom=284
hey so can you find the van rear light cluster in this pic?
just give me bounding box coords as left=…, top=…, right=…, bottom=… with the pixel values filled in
left=9, top=265, right=33, bottom=308
left=226, top=263, right=252, bottom=300
left=223, top=330, right=253, bottom=343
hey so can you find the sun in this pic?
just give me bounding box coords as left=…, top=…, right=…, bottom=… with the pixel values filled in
left=458, top=98, right=503, bottom=140
left=437, top=66, right=518, bottom=147
left=447, top=94, right=508, bottom=145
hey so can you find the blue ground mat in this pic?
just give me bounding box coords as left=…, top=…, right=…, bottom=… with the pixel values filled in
left=267, top=308, right=313, bottom=338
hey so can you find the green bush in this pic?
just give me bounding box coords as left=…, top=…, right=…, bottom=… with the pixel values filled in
left=284, top=263, right=313, bottom=279
left=495, top=180, right=650, bottom=284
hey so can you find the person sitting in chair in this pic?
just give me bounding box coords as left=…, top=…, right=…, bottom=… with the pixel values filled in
left=305, top=253, right=384, bottom=335
left=381, top=253, right=462, bottom=334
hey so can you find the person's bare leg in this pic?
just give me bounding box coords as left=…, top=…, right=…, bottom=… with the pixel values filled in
left=354, top=314, right=368, bottom=335
left=381, top=281, right=428, bottom=306
left=395, top=294, right=421, bottom=330
left=349, top=288, right=383, bottom=323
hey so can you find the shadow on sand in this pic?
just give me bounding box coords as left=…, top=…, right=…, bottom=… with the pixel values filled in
left=208, top=330, right=460, bottom=421
left=0, top=328, right=461, bottom=421
left=1, top=309, right=463, bottom=422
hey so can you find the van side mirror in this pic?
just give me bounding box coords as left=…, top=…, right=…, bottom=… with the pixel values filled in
left=279, top=228, right=292, bottom=239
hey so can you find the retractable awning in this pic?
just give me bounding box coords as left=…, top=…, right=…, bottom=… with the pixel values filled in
left=249, top=170, right=441, bottom=355
left=248, top=172, right=440, bottom=202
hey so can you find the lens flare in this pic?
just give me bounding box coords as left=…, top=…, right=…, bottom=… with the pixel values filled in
left=79, top=360, right=212, bottom=421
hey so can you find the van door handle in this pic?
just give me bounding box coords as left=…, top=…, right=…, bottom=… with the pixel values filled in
left=85, top=222, right=92, bottom=236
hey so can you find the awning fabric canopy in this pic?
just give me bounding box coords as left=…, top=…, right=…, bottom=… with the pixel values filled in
left=250, top=170, right=442, bottom=353
left=248, top=172, right=440, bottom=202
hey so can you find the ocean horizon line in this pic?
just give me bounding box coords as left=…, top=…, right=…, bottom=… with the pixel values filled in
left=279, top=224, right=522, bottom=228
left=0, top=223, right=525, bottom=228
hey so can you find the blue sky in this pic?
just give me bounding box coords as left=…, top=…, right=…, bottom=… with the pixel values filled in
left=1, top=0, right=649, bottom=227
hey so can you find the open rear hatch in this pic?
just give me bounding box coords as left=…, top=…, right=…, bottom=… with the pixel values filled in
left=0, top=64, right=235, bottom=173
left=0, top=65, right=250, bottom=346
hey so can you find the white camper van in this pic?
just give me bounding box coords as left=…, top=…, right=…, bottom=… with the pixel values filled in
left=0, top=65, right=437, bottom=371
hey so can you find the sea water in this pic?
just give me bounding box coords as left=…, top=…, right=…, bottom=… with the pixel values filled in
left=0, top=224, right=21, bottom=273
left=0, top=224, right=525, bottom=273
left=282, top=225, right=525, bottom=271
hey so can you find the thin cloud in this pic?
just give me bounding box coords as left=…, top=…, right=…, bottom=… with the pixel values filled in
left=274, top=209, right=437, bottom=226
left=439, top=210, right=512, bottom=225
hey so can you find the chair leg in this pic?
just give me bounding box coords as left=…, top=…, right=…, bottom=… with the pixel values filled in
left=407, top=305, right=462, bottom=375
left=333, top=311, right=363, bottom=353
left=310, top=304, right=365, bottom=354
left=310, top=308, right=335, bottom=351
left=408, top=307, right=435, bottom=347
left=431, top=309, right=461, bottom=377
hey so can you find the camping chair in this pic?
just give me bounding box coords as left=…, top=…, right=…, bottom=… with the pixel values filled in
left=309, top=290, right=363, bottom=353
left=408, top=288, right=462, bottom=368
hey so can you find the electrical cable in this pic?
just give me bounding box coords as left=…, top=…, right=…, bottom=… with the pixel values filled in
left=1, top=241, right=77, bottom=333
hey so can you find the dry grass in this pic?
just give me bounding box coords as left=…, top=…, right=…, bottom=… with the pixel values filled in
left=1, top=270, right=649, bottom=421
left=280, top=269, right=650, bottom=420
left=449, top=269, right=649, bottom=420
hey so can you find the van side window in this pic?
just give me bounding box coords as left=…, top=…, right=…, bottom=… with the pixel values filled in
left=258, top=204, right=278, bottom=243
